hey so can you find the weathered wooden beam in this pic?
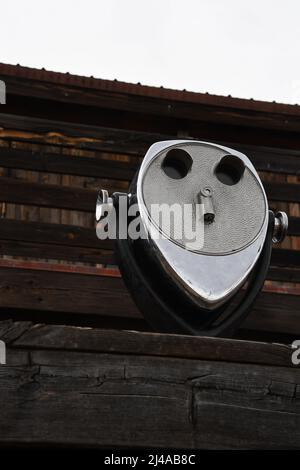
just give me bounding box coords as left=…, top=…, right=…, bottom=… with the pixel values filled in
left=0, top=243, right=297, bottom=282
left=0, top=264, right=299, bottom=336
left=0, top=176, right=299, bottom=219
left=0, top=218, right=113, bottom=250
left=0, top=218, right=298, bottom=274
left=245, top=291, right=300, bottom=335
left=0, top=239, right=115, bottom=265
left=9, top=323, right=294, bottom=368
left=233, top=143, right=300, bottom=175
left=0, top=146, right=136, bottom=180
left=0, top=237, right=297, bottom=282
left=264, top=181, right=300, bottom=203
left=1, top=66, right=299, bottom=117
left=1, top=354, right=299, bottom=449
left=5, top=75, right=300, bottom=134
left=0, top=177, right=98, bottom=211
left=268, top=266, right=300, bottom=283
left=0, top=218, right=115, bottom=264
left=0, top=323, right=299, bottom=449
left=271, top=248, right=300, bottom=267
left=2, top=114, right=300, bottom=172
left=288, top=217, right=300, bottom=236
left=0, top=259, right=119, bottom=276
left=0, top=113, right=164, bottom=154
left=1, top=140, right=300, bottom=178
left=0, top=264, right=136, bottom=317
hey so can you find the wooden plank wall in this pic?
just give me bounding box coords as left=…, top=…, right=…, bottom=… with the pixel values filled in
left=0, top=76, right=299, bottom=342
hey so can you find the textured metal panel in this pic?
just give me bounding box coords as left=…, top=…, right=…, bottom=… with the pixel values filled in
left=142, top=142, right=266, bottom=254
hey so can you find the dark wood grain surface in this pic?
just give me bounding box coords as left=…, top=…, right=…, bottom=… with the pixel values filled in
left=0, top=321, right=299, bottom=449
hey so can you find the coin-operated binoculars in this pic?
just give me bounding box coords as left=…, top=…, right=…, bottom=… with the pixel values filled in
left=96, top=141, right=288, bottom=336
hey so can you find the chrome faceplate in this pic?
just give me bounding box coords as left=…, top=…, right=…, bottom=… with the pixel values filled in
left=136, top=140, right=268, bottom=309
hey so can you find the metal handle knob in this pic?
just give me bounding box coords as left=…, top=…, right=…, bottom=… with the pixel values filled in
left=272, top=211, right=288, bottom=243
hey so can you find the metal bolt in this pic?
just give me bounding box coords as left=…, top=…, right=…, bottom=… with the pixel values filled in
left=201, top=187, right=213, bottom=197
left=272, top=211, right=288, bottom=243
left=95, top=189, right=114, bottom=222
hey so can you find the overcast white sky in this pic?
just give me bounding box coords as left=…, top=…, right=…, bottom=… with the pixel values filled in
left=1, top=0, right=300, bottom=104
